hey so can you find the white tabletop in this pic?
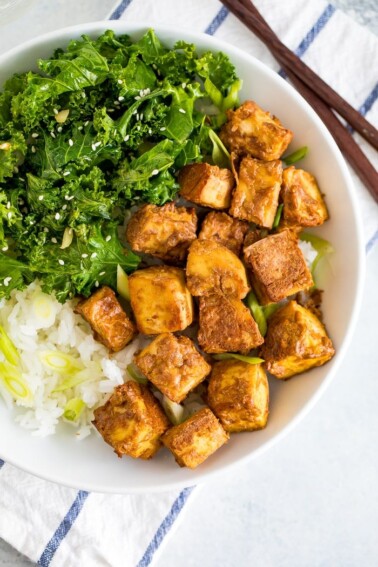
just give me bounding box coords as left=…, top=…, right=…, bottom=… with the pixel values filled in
left=0, top=1, right=377, bottom=566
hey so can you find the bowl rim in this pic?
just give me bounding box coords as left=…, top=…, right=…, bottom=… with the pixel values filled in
left=0, top=21, right=365, bottom=493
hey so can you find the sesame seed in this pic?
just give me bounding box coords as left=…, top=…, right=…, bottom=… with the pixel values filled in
left=107, top=108, right=115, bottom=113
left=99, top=271, right=105, bottom=276
left=51, top=237, right=58, bottom=243
left=31, top=132, right=39, bottom=138
left=50, top=131, right=56, bottom=138
left=38, top=195, right=44, bottom=201
left=113, top=130, right=117, bottom=136
left=105, top=235, right=111, bottom=242
left=55, top=213, right=60, bottom=220
left=6, top=202, right=10, bottom=209
left=181, top=82, right=187, bottom=89
left=91, top=252, right=97, bottom=259
left=53, top=108, right=58, bottom=115
left=84, top=121, right=89, bottom=126
left=118, top=96, right=124, bottom=101
left=124, top=135, right=130, bottom=142
left=81, top=92, right=86, bottom=98
left=114, top=101, right=120, bottom=106
left=95, top=280, right=99, bottom=287
left=62, top=204, right=67, bottom=211
left=136, top=113, right=140, bottom=121
left=14, top=166, right=19, bottom=173
left=57, top=126, right=63, bottom=133
left=58, top=259, right=65, bottom=265
left=7, top=212, right=12, bottom=219
left=132, top=110, right=137, bottom=115
left=31, top=146, right=36, bottom=153
left=63, top=171, right=70, bottom=176
left=3, top=277, right=12, bottom=286
left=2, top=246, right=8, bottom=251
left=136, top=125, right=140, bottom=131
left=140, top=113, right=143, bottom=121
left=160, top=127, right=166, bottom=131
left=179, top=108, right=186, bottom=114
left=81, top=253, right=88, bottom=258
left=151, top=169, right=159, bottom=176
left=43, top=227, right=49, bottom=232
left=117, top=79, right=123, bottom=84
left=66, top=195, right=74, bottom=201
left=18, top=199, right=24, bottom=205
left=134, top=95, right=141, bottom=101
left=94, top=141, right=101, bottom=148
left=78, top=126, right=83, bottom=131
left=91, top=144, right=96, bottom=151
left=148, top=129, right=152, bottom=135
left=68, top=139, right=74, bottom=147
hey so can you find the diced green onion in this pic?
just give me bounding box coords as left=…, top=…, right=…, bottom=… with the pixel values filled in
left=63, top=398, right=85, bottom=421
left=283, top=146, right=308, bottom=165
left=52, top=367, right=96, bottom=392
left=300, top=232, right=334, bottom=273
left=204, top=77, right=223, bottom=109
left=127, top=363, right=148, bottom=384
left=213, top=354, right=264, bottom=364
left=117, top=264, right=130, bottom=301
left=60, top=227, right=74, bottom=249
left=0, top=361, right=32, bottom=401
left=39, top=351, right=83, bottom=375
left=246, top=290, right=267, bottom=336
left=162, top=396, right=186, bottom=425
left=272, top=204, right=283, bottom=229
left=0, top=325, right=20, bottom=366
left=223, top=79, right=242, bottom=111
left=209, top=129, right=231, bottom=169
left=262, top=303, right=281, bottom=320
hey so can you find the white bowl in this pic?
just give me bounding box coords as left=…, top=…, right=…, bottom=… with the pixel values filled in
left=0, top=22, right=365, bottom=493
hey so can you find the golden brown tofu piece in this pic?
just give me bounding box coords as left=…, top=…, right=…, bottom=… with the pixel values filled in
left=281, top=166, right=329, bottom=229
left=126, top=203, right=197, bottom=262
left=261, top=301, right=335, bottom=379
left=162, top=407, right=229, bottom=469
left=198, top=293, right=264, bottom=354
left=207, top=360, right=269, bottom=432
left=244, top=230, right=313, bottom=305
left=220, top=100, right=293, bottom=160
left=75, top=286, right=136, bottom=352
left=128, top=266, right=193, bottom=334
left=186, top=239, right=250, bottom=299
left=93, top=382, right=169, bottom=459
left=230, top=157, right=282, bottom=228
left=134, top=333, right=211, bottom=403
left=198, top=212, right=249, bottom=256
left=178, top=163, right=234, bottom=209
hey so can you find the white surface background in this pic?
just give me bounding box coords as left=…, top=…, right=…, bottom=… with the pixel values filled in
left=0, top=1, right=377, bottom=566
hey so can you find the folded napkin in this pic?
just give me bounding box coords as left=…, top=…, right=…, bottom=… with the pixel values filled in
left=0, top=1, right=377, bottom=566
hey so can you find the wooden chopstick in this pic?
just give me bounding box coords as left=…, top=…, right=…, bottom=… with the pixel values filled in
left=220, top=0, right=378, bottom=152
left=220, top=0, right=378, bottom=203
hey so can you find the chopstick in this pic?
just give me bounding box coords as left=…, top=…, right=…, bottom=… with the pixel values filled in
left=221, top=0, right=378, bottom=152
left=219, top=0, right=378, bottom=203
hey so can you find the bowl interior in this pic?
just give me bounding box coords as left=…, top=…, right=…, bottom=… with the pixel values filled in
left=0, top=22, right=364, bottom=493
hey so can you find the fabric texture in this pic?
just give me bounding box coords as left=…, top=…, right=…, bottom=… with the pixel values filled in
left=0, top=0, right=377, bottom=566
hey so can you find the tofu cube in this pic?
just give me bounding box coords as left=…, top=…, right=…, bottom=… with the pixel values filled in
left=244, top=230, right=313, bottom=304
left=198, top=212, right=249, bottom=256
left=75, top=286, right=136, bottom=352
left=220, top=100, right=293, bottom=160
left=128, top=266, right=193, bottom=334
left=161, top=407, right=229, bottom=468
left=93, top=382, right=170, bottom=459
left=178, top=163, right=235, bottom=209
left=186, top=239, right=250, bottom=299
left=198, top=293, right=264, bottom=354
left=261, top=300, right=335, bottom=379
left=126, top=203, right=197, bottom=262
left=207, top=360, right=269, bottom=432
left=134, top=333, right=211, bottom=403
left=281, top=166, right=329, bottom=228
left=230, top=157, right=282, bottom=228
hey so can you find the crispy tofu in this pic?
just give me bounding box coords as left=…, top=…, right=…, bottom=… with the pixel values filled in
left=128, top=266, right=193, bottom=335
left=220, top=100, right=293, bottom=160
left=75, top=286, right=136, bottom=352
left=281, top=166, right=328, bottom=229
left=134, top=333, right=211, bottom=403
left=198, top=293, right=264, bottom=354
left=244, top=230, right=313, bottom=304
left=161, top=407, right=229, bottom=468
left=198, top=212, right=249, bottom=256
left=126, top=203, right=197, bottom=262
left=186, top=239, right=250, bottom=299
left=207, top=360, right=269, bottom=432
left=230, top=157, right=282, bottom=228
left=93, top=382, right=169, bottom=459
left=178, top=163, right=235, bottom=209
left=261, top=300, right=335, bottom=379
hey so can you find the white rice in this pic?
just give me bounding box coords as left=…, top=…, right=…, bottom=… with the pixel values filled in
left=298, top=239, right=318, bottom=267
left=0, top=281, right=146, bottom=438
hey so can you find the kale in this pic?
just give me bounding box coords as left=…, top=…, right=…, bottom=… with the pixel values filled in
left=0, top=29, right=241, bottom=302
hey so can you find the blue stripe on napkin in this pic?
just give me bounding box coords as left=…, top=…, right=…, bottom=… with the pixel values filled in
left=37, top=490, right=89, bottom=567
left=109, top=0, right=134, bottom=20
left=0, top=459, right=4, bottom=470
left=136, top=487, right=194, bottom=567
left=205, top=6, right=229, bottom=35
left=366, top=229, right=378, bottom=254
left=358, top=82, right=378, bottom=116
left=294, top=4, right=336, bottom=57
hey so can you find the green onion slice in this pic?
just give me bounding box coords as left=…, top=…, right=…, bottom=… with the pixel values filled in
left=262, top=303, right=281, bottom=320
left=283, top=146, right=308, bottom=165
left=0, top=325, right=20, bottom=366
left=117, top=264, right=130, bottom=301
left=39, top=351, right=84, bottom=375
left=63, top=398, right=86, bottom=421
left=127, top=363, right=148, bottom=384
left=0, top=361, right=32, bottom=401
left=213, top=354, right=264, bottom=364
left=300, top=232, right=334, bottom=273
left=272, top=204, right=283, bottom=229
left=208, top=129, right=231, bottom=169
left=162, top=396, right=186, bottom=425
left=223, top=79, right=242, bottom=111
left=246, top=290, right=267, bottom=336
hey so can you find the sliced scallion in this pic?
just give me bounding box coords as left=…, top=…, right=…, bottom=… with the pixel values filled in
left=127, top=363, right=148, bottom=384
left=39, top=351, right=83, bottom=375
left=283, top=146, right=308, bottom=165
left=213, top=354, right=264, bottom=364
left=209, top=129, right=231, bottom=169
left=0, top=361, right=32, bottom=401
left=0, top=325, right=20, bottom=366
left=63, top=398, right=85, bottom=421
left=117, top=264, right=130, bottom=301
left=162, top=396, right=186, bottom=425
left=246, top=290, right=267, bottom=336
left=272, top=204, right=284, bottom=229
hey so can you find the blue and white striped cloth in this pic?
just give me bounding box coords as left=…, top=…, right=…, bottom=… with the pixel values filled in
left=0, top=0, right=377, bottom=565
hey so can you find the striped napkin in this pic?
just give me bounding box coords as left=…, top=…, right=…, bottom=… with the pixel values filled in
left=0, top=1, right=377, bottom=566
